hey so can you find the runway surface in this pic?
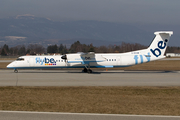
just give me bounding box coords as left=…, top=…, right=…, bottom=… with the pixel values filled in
left=0, top=69, right=180, bottom=86
left=0, top=111, right=180, bottom=120
left=0, top=60, right=13, bottom=62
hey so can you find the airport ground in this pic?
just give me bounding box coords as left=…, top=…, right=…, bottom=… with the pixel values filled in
left=0, top=58, right=180, bottom=116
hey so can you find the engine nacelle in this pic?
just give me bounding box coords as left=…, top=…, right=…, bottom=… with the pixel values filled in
left=62, top=53, right=105, bottom=65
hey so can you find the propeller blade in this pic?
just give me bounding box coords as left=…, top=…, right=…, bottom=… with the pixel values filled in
left=61, top=54, right=68, bottom=66
left=61, top=55, right=67, bottom=60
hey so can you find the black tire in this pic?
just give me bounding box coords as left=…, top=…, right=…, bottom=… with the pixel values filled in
left=82, top=68, right=88, bottom=73
left=14, top=69, right=18, bottom=73
left=88, top=69, right=92, bottom=73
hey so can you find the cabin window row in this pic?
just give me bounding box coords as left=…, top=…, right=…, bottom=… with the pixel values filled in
left=56, top=60, right=65, bottom=62
left=107, top=59, right=116, bottom=61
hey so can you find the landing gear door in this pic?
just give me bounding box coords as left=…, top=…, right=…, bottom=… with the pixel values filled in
left=116, top=56, right=121, bottom=65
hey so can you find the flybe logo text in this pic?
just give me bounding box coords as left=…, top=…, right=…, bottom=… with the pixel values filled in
left=150, top=39, right=168, bottom=57
left=35, top=57, right=56, bottom=65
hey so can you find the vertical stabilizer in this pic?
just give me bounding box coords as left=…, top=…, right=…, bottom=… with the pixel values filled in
left=148, top=31, right=173, bottom=58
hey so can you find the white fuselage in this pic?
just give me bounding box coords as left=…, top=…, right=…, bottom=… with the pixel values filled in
left=6, top=49, right=163, bottom=69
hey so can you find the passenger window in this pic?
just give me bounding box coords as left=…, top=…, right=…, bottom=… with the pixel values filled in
left=107, top=59, right=108, bottom=61
left=109, top=59, right=111, bottom=61
left=112, top=59, right=113, bottom=61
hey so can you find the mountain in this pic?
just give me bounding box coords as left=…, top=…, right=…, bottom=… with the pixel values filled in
left=0, top=15, right=179, bottom=47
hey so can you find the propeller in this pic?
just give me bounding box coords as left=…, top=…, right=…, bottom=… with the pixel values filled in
left=61, top=54, right=68, bottom=66
left=61, top=54, right=67, bottom=60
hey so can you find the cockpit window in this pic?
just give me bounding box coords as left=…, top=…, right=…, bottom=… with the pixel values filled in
left=16, top=58, right=25, bottom=61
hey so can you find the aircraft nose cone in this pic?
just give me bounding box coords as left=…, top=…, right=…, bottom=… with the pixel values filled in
left=7, top=64, right=11, bottom=68
left=7, top=63, right=14, bottom=68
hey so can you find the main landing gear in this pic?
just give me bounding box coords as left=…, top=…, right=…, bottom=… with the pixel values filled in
left=82, top=64, right=92, bottom=73
left=14, top=69, right=18, bottom=73
left=82, top=68, right=92, bottom=73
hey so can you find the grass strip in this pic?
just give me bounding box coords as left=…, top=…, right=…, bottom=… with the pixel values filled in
left=0, top=86, right=180, bottom=115
left=0, top=62, right=9, bottom=69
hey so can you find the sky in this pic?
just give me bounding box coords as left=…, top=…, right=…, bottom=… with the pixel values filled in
left=0, top=0, right=180, bottom=24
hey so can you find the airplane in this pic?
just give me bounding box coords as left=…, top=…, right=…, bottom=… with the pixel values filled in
left=7, top=31, right=173, bottom=73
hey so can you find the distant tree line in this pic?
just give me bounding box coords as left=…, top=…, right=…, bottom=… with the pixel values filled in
left=0, top=44, right=45, bottom=56
left=166, top=46, right=180, bottom=53
left=45, top=41, right=147, bottom=54
left=0, top=41, right=180, bottom=56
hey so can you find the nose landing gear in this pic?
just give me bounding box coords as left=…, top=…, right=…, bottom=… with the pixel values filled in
left=14, top=69, right=18, bottom=73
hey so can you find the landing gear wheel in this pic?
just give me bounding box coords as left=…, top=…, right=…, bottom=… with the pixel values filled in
left=82, top=64, right=92, bottom=73
left=14, top=69, right=18, bottom=73
left=82, top=68, right=92, bottom=73
left=87, top=69, right=92, bottom=73
left=82, top=68, right=88, bottom=73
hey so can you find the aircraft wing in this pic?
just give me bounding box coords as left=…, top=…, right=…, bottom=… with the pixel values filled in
left=66, top=52, right=106, bottom=65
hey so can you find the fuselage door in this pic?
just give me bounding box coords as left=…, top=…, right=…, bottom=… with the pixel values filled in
left=29, top=57, right=35, bottom=66
left=116, top=56, right=121, bottom=65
